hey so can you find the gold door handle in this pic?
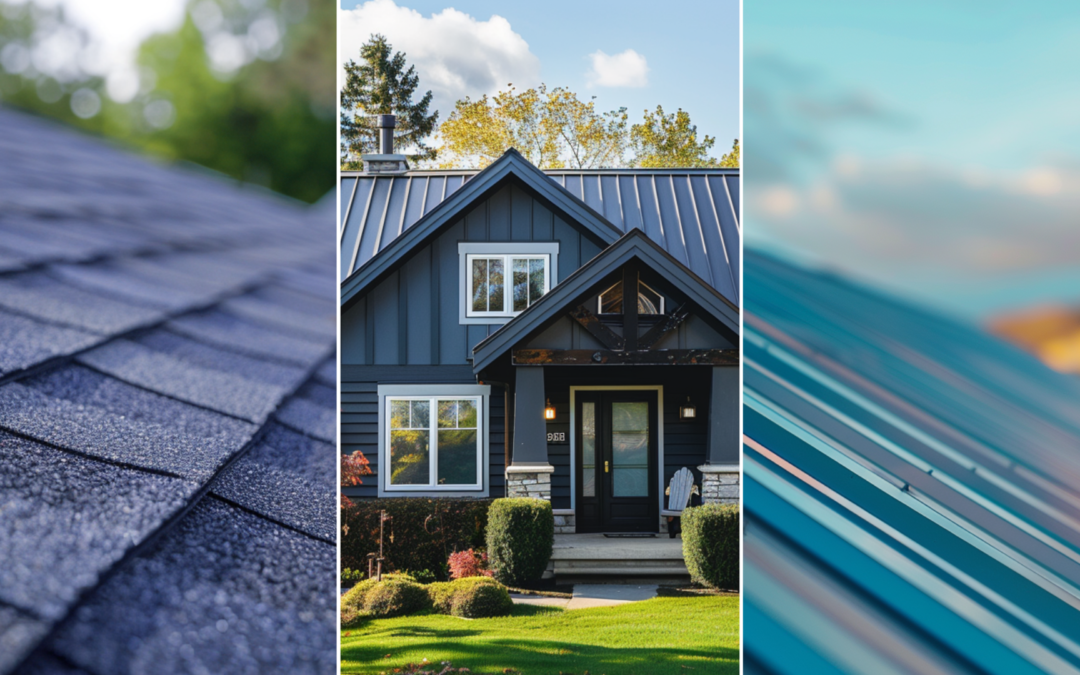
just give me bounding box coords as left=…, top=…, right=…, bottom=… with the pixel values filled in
left=605, top=461, right=610, bottom=473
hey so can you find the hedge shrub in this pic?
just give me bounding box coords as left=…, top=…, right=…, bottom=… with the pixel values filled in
left=451, top=581, right=514, bottom=619
left=682, top=503, right=739, bottom=589
left=362, top=578, right=432, bottom=618
left=340, top=498, right=492, bottom=581
left=427, top=576, right=503, bottom=615
left=485, top=498, right=554, bottom=586
left=341, top=572, right=415, bottom=614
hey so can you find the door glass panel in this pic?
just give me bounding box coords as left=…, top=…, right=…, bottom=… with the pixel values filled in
left=390, top=399, right=430, bottom=485
left=611, top=401, right=648, bottom=497
left=581, top=401, right=596, bottom=497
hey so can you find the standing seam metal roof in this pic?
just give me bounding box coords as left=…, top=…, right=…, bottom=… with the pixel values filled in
left=339, top=167, right=740, bottom=303
left=0, top=107, right=337, bottom=674
left=742, top=250, right=1080, bottom=675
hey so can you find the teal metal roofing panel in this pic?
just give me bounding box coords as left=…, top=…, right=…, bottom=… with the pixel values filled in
left=338, top=167, right=740, bottom=302
left=743, top=250, right=1080, bottom=675
left=0, top=107, right=336, bottom=673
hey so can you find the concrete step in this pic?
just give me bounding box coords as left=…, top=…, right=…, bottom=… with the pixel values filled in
left=550, top=533, right=689, bottom=578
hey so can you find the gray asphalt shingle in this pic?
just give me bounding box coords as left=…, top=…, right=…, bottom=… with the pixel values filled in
left=46, top=498, right=336, bottom=675
left=274, top=381, right=336, bottom=443
left=211, top=422, right=337, bottom=542
left=0, top=310, right=99, bottom=377
left=0, top=272, right=162, bottom=335
left=168, top=308, right=332, bottom=366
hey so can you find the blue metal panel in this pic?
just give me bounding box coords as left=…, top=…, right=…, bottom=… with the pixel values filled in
left=744, top=250, right=1080, bottom=674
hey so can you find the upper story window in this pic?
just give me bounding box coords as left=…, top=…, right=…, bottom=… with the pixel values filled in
left=598, top=280, right=665, bottom=315
left=458, top=242, right=560, bottom=324
left=468, top=254, right=549, bottom=316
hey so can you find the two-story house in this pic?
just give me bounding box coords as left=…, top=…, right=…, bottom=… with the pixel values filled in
left=340, top=117, right=740, bottom=535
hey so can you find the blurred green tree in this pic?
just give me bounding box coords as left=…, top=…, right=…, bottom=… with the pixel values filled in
left=339, top=34, right=438, bottom=170
left=0, top=0, right=335, bottom=204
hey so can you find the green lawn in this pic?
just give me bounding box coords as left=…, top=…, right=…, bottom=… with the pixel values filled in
left=341, top=595, right=740, bottom=675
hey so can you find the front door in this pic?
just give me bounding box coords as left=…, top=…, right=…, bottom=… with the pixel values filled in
left=575, top=391, right=659, bottom=533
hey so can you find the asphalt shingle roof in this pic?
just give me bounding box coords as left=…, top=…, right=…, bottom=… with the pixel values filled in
left=0, top=107, right=336, bottom=674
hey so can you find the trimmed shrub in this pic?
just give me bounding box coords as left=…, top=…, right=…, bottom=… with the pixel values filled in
left=362, top=578, right=432, bottom=618
left=682, top=503, right=739, bottom=589
left=341, top=568, right=365, bottom=585
left=427, top=576, right=503, bottom=615
left=451, top=581, right=514, bottom=618
left=341, top=572, right=415, bottom=613
left=402, top=569, right=438, bottom=585
left=486, top=498, right=554, bottom=586
left=341, top=498, right=492, bottom=581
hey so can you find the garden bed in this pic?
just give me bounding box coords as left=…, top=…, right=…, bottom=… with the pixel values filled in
left=341, top=595, right=739, bottom=675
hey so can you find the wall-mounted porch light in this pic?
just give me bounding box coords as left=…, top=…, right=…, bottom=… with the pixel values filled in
left=544, top=399, right=557, bottom=420
left=679, top=396, right=697, bottom=420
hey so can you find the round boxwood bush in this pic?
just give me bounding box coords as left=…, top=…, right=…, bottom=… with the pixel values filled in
left=485, top=498, right=554, bottom=586
left=428, top=576, right=502, bottom=615
left=341, top=572, right=415, bottom=614
left=362, top=578, right=432, bottom=618
left=450, top=581, right=514, bottom=618
left=681, top=503, right=739, bottom=589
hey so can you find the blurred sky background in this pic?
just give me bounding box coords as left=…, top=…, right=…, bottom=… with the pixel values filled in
left=0, top=0, right=335, bottom=202
left=338, top=0, right=740, bottom=156
left=745, top=1, right=1080, bottom=320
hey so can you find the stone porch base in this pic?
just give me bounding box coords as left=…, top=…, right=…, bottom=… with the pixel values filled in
left=700, top=463, right=740, bottom=504
left=505, top=464, right=554, bottom=501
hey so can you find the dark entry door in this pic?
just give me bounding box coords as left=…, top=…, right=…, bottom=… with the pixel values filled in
left=575, top=391, right=659, bottom=533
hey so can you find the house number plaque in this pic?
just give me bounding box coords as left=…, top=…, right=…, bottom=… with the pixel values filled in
left=546, top=431, right=566, bottom=442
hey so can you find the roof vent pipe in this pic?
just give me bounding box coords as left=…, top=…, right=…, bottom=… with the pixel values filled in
left=377, top=114, right=395, bottom=155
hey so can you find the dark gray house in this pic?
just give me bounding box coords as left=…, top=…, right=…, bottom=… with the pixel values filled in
left=341, top=135, right=740, bottom=534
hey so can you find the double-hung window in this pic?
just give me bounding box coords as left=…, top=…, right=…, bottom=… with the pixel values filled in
left=458, top=243, right=559, bottom=324
left=379, top=385, right=489, bottom=495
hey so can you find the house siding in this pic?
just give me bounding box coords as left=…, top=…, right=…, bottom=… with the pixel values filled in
left=340, top=182, right=607, bottom=368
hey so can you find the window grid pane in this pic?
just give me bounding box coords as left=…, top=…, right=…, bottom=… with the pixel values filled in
left=390, top=397, right=481, bottom=489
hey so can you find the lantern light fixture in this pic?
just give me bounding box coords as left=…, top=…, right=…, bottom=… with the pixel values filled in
left=679, top=396, right=697, bottom=420
left=544, top=399, right=556, bottom=420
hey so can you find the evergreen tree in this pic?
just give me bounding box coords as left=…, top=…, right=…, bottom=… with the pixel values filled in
left=340, top=34, right=438, bottom=169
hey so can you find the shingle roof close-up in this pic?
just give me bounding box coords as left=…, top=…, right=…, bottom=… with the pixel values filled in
left=339, top=166, right=741, bottom=301
left=0, top=108, right=337, bottom=674
left=743, top=250, right=1080, bottom=675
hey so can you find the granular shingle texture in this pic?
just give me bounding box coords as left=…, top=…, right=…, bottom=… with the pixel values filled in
left=0, top=106, right=336, bottom=674
left=211, top=421, right=337, bottom=542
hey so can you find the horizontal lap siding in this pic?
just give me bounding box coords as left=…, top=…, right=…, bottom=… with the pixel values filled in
left=340, top=365, right=505, bottom=501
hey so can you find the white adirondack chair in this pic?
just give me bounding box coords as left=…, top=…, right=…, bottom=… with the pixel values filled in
left=662, top=467, right=697, bottom=538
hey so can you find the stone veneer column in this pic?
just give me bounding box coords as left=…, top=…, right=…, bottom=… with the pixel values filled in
left=699, top=464, right=740, bottom=504
left=506, top=367, right=554, bottom=502
left=702, top=366, right=740, bottom=504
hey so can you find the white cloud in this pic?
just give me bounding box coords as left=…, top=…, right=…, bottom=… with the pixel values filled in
left=338, top=0, right=541, bottom=117
left=586, top=49, right=648, bottom=88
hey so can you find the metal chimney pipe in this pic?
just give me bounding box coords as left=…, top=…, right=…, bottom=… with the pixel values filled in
left=377, top=114, right=396, bottom=154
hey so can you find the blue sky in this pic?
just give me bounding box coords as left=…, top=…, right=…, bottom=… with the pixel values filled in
left=745, top=0, right=1080, bottom=320
left=338, top=0, right=740, bottom=156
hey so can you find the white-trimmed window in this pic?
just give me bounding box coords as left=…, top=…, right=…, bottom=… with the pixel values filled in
left=379, top=384, right=490, bottom=495
left=458, top=243, right=559, bottom=324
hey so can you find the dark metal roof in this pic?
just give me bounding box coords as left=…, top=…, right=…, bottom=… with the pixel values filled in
left=339, top=158, right=740, bottom=304
left=472, top=229, right=740, bottom=373
left=743, top=250, right=1080, bottom=675
left=0, top=107, right=336, bottom=674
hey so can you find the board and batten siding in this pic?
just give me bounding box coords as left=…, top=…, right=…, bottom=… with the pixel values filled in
left=341, top=182, right=606, bottom=367
left=340, top=365, right=506, bottom=501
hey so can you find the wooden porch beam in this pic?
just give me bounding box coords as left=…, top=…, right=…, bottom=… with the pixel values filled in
left=568, top=305, right=625, bottom=351
left=512, top=348, right=739, bottom=366
left=637, top=303, right=690, bottom=350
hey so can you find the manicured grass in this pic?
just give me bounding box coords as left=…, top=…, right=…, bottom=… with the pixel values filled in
left=341, top=595, right=739, bottom=675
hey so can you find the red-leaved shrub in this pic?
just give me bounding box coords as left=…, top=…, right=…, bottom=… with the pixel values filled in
left=447, top=548, right=492, bottom=580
